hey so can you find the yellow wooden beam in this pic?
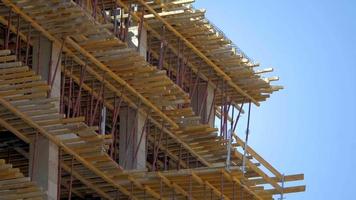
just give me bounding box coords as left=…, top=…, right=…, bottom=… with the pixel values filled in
left=234, top=135, right=283, bottom=179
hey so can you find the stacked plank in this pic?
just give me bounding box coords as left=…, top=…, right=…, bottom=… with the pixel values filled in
left=0, top=159, right=44, bottom=200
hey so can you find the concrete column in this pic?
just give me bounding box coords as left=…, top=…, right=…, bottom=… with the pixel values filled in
left=29, top=137, right=58, bottom=200
left=205, top=83, right=215, bottom=127
left=100, top=106, right=107, bottom=134
left=192, top=83, right=215, bottom=127
left=128, top=25, right=147, bottom=59
left=30, top=36, right=60, bottom=200
left=121, top=22, right=148, bottom=170
left=119, top=107, right=146, bottom=170
left=32, top=36, right=61, bottom=99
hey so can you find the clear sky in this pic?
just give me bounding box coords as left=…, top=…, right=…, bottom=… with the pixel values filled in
left=194, top=0, right=356, bottom=199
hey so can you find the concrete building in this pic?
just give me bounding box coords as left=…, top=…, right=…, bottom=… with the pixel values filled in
left=0, top=1, right=304, bottom=200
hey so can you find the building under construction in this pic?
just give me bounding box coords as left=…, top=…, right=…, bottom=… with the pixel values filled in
left=0, top=0, right=305, bottom=199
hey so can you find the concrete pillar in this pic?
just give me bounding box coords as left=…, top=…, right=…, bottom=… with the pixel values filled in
left=205, top=84, right=215, bottom=127
left=29, top=137, right=58, bottom=200
left=128, top=25, right=147, bottom=60
left=30, top=36, right=60, bottom=200
left=32, top=36, right=61, bottom=99
left=100, top=106, right=107, bottom=134
left=119, top=107, right=146, bottom=170
left=192, top=83, right=215, bottom=127
left=120, top=21, right=148, bottom=170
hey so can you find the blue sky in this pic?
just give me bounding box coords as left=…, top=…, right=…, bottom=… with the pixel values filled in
left=194, top=0, right=356, bottom=199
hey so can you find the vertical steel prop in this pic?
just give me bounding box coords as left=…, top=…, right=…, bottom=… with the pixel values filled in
left=158, top=26, right=166, bottom=70
left=15, top=14, right=20, bottom=59
left=92, top=0, right=98, bottom=19
left=137, top=7, right=144, bottom=51
left=124, top=4, right=132, bottom=42
left=30, top=132, right=39, bottom=181
left=189, top=175, right=192, bottom=200
left=232, top=102, right=244, bottom=133
left=119, top=5, right=124, bottom=40
left=90, top=73, right=105, bottom=125
left=177, top=144, right=182, bottom=170
left=232, top=182, right=236, bottom=200
left=164, top=132, right=168, bottom=170
left=152, top=121, right=164, bottom=171
left=242, top=101, right=252, bottom=174
left=36, top=35, right=41, bottom=75
left=67, top=64, right=74, bottom=117
left=100, top=0, right=107, bottom=23
left=68, top=156, right=74, bottom=200
left=57, top=148, right=62, bottom=200
left=25, top=24, right=31, bottom=66
left=5, top=9, right=11, bottom=50
left=73, top=63, right=87, bottom=117
left=60, top=56, right=67, bottom=114
left=110, top=96, right=123, bottom=159
left=220, top=172, right=224, bottom=200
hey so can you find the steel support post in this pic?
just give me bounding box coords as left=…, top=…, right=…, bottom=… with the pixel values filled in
left=164, top=133, right=168, bottom=170
left=242, top=101, right=252, bottom=174
left=152, top=122, right=164, bottom=171
left=113, top=5, right=118, bottom=36
left=67, top=65, right=73, bottom=117
left=160, top=178, right=163, bottom=200
left=92, top=0, right=98, bottom=19
left=220, top=172, right=224, bottom=200
left=36, top=35, right=41, bottom=75
left=177, top=144, right=182, bottom=170
left=15, top=14, right=20, bottom=58
left=124, top=4, right=132, bottom=42
left=232, top=103, right=244, bottom=133
left=158, top=26, right=166, bottom=70
left=189, top=175, right=192, bottom=200
left=137, top=7, right=144, bottom=51
left=119, top=5, right=124, bottom=40
left=73, top=64, right=87, bottom=117
left=25, top=24, right=31, bottom=66
left=110, top=96, right=123, bottom=159
left=30, top=131, right=39, bottom=181
left=68, top=156, right=74, bottom=200
left=5, top=9, right=11, bottom=50
left=90, top=74, right=105, bottom=125
left=57, top=148, right=62, bottom=200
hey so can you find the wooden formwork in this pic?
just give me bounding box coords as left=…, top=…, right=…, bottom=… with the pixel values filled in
left=0, top=0, right=305, bottom=199
left=0, top=158, right=44, bottom=199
